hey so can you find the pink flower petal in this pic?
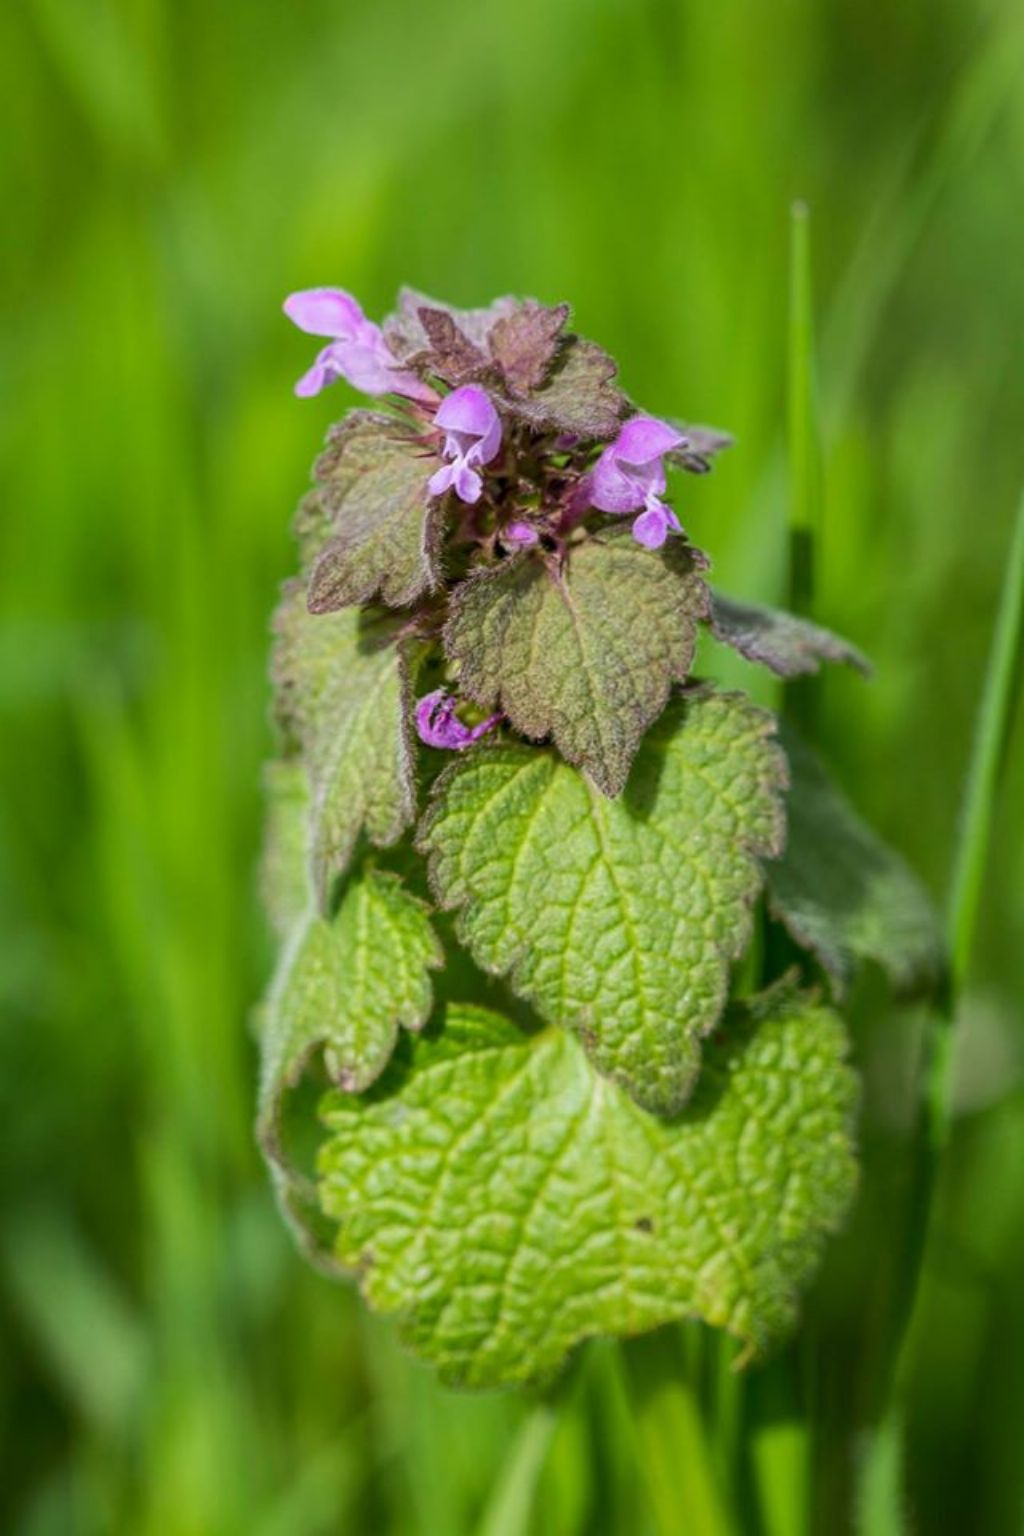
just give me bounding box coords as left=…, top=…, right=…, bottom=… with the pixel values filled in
left=293, top=345, right=339, bottom=397
left=631, top=500, right=679, bottom=548
left=283, top=287, right=365, bottom=339
left=503, top=520, right=539, bottom=546
left=428, top=463, right=456, bottom=498
left=613, top=414, right=686, bottom=465
left=435, top=386, right=500, bottom=451
left=415, top=689, right=501, bottom=750
left=453, top=462, right=483, bottom=503
left=589, top=447, right=646, bottom=513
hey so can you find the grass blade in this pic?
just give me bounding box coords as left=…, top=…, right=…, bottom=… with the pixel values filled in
left=475, top=1399, right=560, bottom=1536
left=621, top=1330, right=734, bottom=1536
left=859, top=486, right=1024, bottom=1533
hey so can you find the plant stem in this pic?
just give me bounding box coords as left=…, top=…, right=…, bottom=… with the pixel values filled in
left=860, top=487, right=1024, bottom=1531
left=621, top=1330, right=734, bottom=1536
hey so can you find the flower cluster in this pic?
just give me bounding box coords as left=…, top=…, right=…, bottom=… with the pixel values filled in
left=284, top=286, right=728, bottom=752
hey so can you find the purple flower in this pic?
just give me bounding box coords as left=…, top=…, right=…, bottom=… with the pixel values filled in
left=283, top=287, right=435, bottom=402
left=427, top=386, right=502, bottom=504
left=502, top=519, right=540, bottom=548
left=415, top=689, right=502, bottom=751
left=588, top=414, right=687, bottom=549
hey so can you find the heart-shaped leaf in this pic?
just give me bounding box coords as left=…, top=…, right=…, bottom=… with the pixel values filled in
left=318, top=985, right=857, bottom=1388
left=418, top=690, right=787, bottom=1114
left=445, top=529, right=710, bottom=797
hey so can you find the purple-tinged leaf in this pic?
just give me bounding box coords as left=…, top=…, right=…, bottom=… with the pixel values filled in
left=413, top=307, right=493, bottom=386
left=488, top=301, right=571, bottom=395
left=708, top=592, right=872, bottom=679
left=306, top=411, right=444, bottom=612
left=666, top=423, right=734, bottom=474
left=502, top=335, right=630, bottom=441
left=383, top=288, right=520, bottom=360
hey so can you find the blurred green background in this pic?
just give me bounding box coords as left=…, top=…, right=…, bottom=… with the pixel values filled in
left=2, top=0, right=1022, bottom=1531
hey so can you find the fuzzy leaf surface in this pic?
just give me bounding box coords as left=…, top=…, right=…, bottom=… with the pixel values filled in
left=502, top=335, right=629, bottom=440
left=666, top=423, right=734, bottom=474
left=272, top=589, right=418, bottom=899
left=259, top=759, right=314, bottom=941
left=445, top=530, right=710, bottom=796
left=307, top=412, right=442, bottom=611
left=488, top=301, right=571, bottom=394
left=318, top=986, right=857, bottom=1388
left=260, top=867, right=442, bottom=1162
left=418, top=691, right=787, bottom=1113
left=768, top=728, right=944, bottom=996
left=384, top=288, right=520, bottom=358
left=709, top=592, right=871, bottom=679
left=413, top=308, right=491, bottom=385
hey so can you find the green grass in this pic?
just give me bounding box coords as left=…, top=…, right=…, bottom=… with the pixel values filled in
left=1, top=0, right=1023, bottom=1531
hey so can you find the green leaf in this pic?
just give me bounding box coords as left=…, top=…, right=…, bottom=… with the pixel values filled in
left=318, top=984, right=858, bottom=1388
left=259, top=867, right=442, bottom=1156
left=271, top=588, right=418, bottom=900
left=445, top=529, right=710, bottom=796
left=418, top=690, right=786, bottom=1113
left=292, top=488, right=334, bottom=575
left=306, top=411, right=443, bottom=612
left=501, top=335, right=629, bottom=440
left=708, top=592, right=871, bottom=679
left=259, top=759, right=314, bottom=942
left=767, top=728, right=944, bottom=997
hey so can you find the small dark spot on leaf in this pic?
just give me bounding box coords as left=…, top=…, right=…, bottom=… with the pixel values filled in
left=634, top=1217, right=655, bottom=1234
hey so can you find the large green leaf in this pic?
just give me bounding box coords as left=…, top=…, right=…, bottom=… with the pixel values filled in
left=306, top=411, right=444, bottom=612
left=259, top=867, right=442, bottom=1156
left=418, top=690, right=786, bottom=1113
left=768, top=728, right=944, bottom=996
left=318, top=986, right=857, bottom=1388
left=445, top=529, right=710, bottom=796
left=271, top=588, right=418, bottom=901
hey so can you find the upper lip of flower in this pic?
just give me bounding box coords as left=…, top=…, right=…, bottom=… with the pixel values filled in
left=283, top=287, right=435, bottom=403
left=427, top=386, right=502, bottom=505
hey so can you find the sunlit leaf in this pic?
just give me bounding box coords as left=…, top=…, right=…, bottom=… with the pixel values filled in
left=260, top=866, right=442, bottom=1158
left=418, top=690, right=786, bottom=1113
left=318, top=984, right=857, bottom=1388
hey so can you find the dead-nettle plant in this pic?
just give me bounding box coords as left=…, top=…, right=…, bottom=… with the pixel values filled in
left=258, top=285, right=942, bottom=1390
